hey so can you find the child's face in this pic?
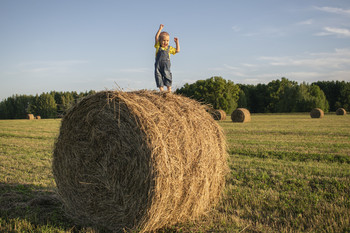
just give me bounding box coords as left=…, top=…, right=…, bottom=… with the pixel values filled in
left=160, top=35, right=169, bottom=48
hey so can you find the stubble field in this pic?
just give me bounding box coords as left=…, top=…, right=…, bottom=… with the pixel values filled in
left=0, top=113, right=349, bottom=232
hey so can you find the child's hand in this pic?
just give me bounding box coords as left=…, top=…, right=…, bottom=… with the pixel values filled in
left=174, top=37, right=179, bottom=43
left=159, top=24, right=164, bottom=30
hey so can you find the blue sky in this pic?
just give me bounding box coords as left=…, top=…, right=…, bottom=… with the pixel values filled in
left=1, top=0, right=350, bottom=100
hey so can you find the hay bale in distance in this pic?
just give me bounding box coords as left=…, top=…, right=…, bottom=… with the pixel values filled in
left=53, top=91, right=228, bottom=232
left=218, top=109, right=226, bottom=120
left=36, top=116, right=41, bottom=119
left=310, top=108, right=324, bottom=118
left=231, top=108, right=251, bottom=123
left=336, top=108, right=347, bottom=115
left=27, top=114, right=34, bottom=120
left=211, top=109, right=226, bottom=121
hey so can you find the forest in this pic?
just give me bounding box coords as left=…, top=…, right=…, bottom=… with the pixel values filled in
left=176, top=77, right=350, bottom=114
left=0, top=90, right=96, bottom=119
left=0, top=78, right=349, bottom=119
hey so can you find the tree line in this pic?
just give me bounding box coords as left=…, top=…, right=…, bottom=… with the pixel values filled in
left=0, top=91, right=95, bottom=119
left=176, top=77, right=350, bottom=114
left=1, top=78, right=349, bottom=119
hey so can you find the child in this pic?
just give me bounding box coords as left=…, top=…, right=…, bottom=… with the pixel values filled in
left=154, top=24, right=180, bottom=92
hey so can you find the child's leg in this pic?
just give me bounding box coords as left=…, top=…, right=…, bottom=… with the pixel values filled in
left=155, top=65, right=164, bottom=90
left=163, top=64, right=172, bottom=92
left=159, top=86, right=164, bottom=91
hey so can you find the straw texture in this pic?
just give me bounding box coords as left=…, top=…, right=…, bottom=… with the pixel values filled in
left=231, top=108, right=251, bottom=123
left=310, top=108, right=324, bottom=118
left=336, top=108, right=347, bottom=115
left=27, top=114, right=34, bottom=120
left=210, top=109, right=227, bottom=121
left=52, top=90, right=228, bottom=232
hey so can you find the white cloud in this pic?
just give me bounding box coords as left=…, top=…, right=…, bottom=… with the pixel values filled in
left=329, top=70, right=350, bottom=81
left=284, top=71, right=322, bottom=79
left=297, top=19, right=313, bottom=25
left=4, top=60, right=90, bottom=76
left=223, top=64, right=240, bottom=70
left=259, top=49, right=350, bottom=69
left=242, top=78, right=260, bottom=84
left=218, top=48, right=350, bottom=83
left=315, top=6, right=350, bottom=16
left=315, top=27, right=350, bottom=38
left=241, top=63, right=258, bottom=68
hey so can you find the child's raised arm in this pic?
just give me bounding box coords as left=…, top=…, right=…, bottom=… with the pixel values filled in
left=155, top=24, right=164, bottom=45
left=174, top=37, right=180, bottom=53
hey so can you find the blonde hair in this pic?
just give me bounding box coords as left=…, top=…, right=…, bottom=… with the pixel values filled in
left=159, top=31, right=169, bottom=41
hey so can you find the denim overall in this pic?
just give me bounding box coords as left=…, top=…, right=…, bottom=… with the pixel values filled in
left=154, top=46, right=172, bottom=87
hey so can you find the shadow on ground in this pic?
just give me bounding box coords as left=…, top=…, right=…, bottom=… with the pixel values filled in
left=0, top=183, right=184, bottom=233
left=0, top=182, right=101, bottom=232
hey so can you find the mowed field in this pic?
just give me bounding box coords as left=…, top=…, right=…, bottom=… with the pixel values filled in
left=0, top=113, right=349, bottom=232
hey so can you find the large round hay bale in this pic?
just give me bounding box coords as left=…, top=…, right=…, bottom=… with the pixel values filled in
left=36, top=116, right=41, bottom=119
left=27, top=114, right=34, bottom=120
left=310, top=108, right=324, bottom=118
left=211, top=109, right=226, bottom=121
left=53, top=91, right=228, bottom=232
left=336, top=108, right=347, bottom=115
left=231, top=108, right=251, bottom=123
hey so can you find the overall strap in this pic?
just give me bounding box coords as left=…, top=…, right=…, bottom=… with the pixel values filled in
left=156, top=45, right=169, bottom=54
left=156, top=45, right=170, bottom=60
